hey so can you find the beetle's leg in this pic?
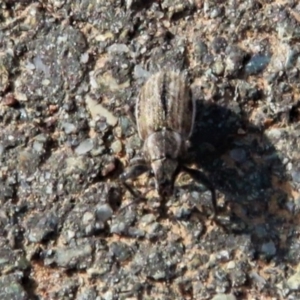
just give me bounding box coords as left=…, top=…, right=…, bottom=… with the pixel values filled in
left=120, top=163, right=149, bottom=182
left=119, top=181, right=147, bottom=212
left=119, top=163, right=150, bottom=211
left=181, top=165, right=217, bottom=219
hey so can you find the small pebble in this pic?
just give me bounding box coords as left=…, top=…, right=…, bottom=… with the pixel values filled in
left=110, top=140, right=122, bottom=154
left=96, top=204, right=113, bottom=222
left=230, top=148, right=246, bottom=163
left=75, top=139, right=94, bottom=155
left=245, top=53, right=270, bottom=75
left=212, top=294, right=237, bottom=300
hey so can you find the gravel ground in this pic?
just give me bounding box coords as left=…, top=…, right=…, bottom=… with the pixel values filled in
left=1, top=0, right=300, bottom=299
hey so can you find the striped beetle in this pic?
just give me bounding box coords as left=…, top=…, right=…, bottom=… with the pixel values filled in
left=120, top=70, right=217, bottom=218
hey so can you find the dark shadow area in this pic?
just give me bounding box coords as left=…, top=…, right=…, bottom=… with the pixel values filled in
left=188, top=99, right=292, bottom=261
left=23, top=276, right=39, bottom=300
left=126, top=0, right=159, bottom=11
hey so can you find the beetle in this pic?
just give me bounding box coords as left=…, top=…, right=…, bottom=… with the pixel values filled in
left=120, top=70, right=217, bottom=218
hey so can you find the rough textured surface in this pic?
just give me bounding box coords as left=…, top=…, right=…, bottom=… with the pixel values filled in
left=0, top=1, right=300, bottom=299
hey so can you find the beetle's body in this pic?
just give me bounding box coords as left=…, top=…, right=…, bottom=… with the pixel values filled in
left=121, top=70, right=217, bottom=217
left=136, top=71, right=195, bottom=140
left=136, top=71, right=195, bottom=197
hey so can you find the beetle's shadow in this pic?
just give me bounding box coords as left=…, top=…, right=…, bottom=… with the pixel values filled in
left=187, top=100, right=293, bottom=260
left=189, top=101, right=273, bottom=206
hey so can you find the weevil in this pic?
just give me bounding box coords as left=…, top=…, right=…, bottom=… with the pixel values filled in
left=120, top=70, right=217, bottom=218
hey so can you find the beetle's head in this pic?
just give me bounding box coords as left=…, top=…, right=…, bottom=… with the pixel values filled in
left=151, top=158, right=178, bottom=198
left=144, top=130, right=182, bottom=198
